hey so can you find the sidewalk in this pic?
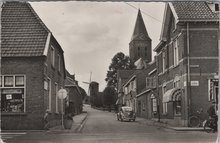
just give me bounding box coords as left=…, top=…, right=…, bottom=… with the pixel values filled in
left=137, top=117, right=204, bottom=131
left=48, top=112, right=88, bottom=133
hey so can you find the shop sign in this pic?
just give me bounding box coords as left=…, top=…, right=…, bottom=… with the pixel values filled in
left=2, top=89, right=23, bottom=94
left=191, top=81, right=199, bottom=86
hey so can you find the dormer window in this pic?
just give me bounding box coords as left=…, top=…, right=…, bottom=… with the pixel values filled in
left=215, top=3, right=219, bottom=11
left=207, top=2, right=219, bottom=12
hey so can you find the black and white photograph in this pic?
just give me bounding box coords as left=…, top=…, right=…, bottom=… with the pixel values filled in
left=0, top=0, right=219, bottom=143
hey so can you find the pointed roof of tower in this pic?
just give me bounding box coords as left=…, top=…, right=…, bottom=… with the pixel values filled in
left=131, top=9, right=151, bottom=41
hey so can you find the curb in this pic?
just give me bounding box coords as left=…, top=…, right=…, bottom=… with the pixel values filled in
left=137, top=119, right=205, bottom=132
left=47, top=112, right=88, bottom=133
left=74, top=113, right=88, bottom=133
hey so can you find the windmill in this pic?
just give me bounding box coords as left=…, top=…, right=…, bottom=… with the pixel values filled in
left=82, top=72, right=92, bottom=97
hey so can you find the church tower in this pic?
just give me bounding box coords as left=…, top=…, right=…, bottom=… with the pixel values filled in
left=129, top=9, right=152, bottom=65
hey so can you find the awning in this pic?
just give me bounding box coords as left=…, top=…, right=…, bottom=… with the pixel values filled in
left=163, top=88, right=182, bottom=102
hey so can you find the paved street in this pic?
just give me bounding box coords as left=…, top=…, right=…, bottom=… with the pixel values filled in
left=1, top=105, right=217, bottom=143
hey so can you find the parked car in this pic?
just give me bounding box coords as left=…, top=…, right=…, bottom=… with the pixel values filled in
left=116, top=106, right=136, bottom=122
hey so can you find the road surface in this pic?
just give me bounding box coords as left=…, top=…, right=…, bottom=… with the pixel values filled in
left=2, top=105, right=217, bottom=143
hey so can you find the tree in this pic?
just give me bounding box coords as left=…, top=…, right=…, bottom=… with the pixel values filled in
left=105, top=52, right=134, bottom=88
left=103, top=86, right=117, bottom=111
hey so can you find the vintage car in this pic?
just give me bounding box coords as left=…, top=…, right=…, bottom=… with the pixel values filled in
left=116, top=106, right=136, bottom=122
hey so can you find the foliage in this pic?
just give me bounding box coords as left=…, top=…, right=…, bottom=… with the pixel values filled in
left=103, top=86, right=117, bottom=106
left=105, top=52, right=134, bottom=88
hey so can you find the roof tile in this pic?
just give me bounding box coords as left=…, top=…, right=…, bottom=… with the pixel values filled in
left=1, top=2, right=49, bottom=57
left=171, top=2, right=219, bottom=21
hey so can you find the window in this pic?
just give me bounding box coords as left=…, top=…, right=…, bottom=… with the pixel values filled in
left=58, top=54, right=61, bottom=72
left=48, top=78, right=51, bottom=111
left=174, top=101, right=181, bottom=115
left=0, top=76, right=2, bottom=87
left=15, top=76, right=24, bottom=87
left=163, top=103, right=168, bottom=114
left=162, top=51, right=166, bottom=73
left=173, top=76, right=180, bottom=88
left=215, top=3, right=219, bottom=11
left=152, top=98, right=157, bottom=112
left=4, top=76, right=13, bottom=87
left=173, top=17, right=177, bottom=31
left=55, top=83, right=58, bottom=113
left=138, top=47, right=140, bottom=56
left=151, top=95, right=157, bottom=113
left=208, top=79, right=219, bottom=101
left=51, top=46, right=55, bottom=67
left=162, top=83, right=167, bottom=114
left=124, top=87, right=128, bottom=94
left=146, top=77, right=156, bottom=89
left=1, top=75, right=25, bottom=113
left=173, top=40, right=179, bottom=66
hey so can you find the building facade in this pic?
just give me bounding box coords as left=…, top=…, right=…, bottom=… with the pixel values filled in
left=1, top=2, right=66, bottom=130
left=65, top=73, right=83, bottom=116
left=154, top=2, right=219, bottom=126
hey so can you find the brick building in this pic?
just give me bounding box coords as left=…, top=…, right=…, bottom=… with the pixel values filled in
left=154, top=2, right=219, bottom=126
left=136, top=61, right=157, bottom=120
left=65, top=72, right=83, bottom=116
left=1, top=2, right=66, bottom=130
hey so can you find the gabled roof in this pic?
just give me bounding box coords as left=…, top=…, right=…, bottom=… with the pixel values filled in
left=159, top=2, right=219, bottom=42
left=170, top=2, right=219, bottom=22
left=131, top=9, right=151, bottom=41
left=1, top=1, right=50, bottom=57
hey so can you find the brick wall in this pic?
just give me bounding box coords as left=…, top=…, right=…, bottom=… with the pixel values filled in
left=1, top=57, right=45, bottom=130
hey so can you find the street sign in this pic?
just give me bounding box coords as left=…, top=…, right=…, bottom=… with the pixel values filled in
left=57, top=89, right=67, bottom=99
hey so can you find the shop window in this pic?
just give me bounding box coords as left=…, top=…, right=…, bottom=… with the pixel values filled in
left=1, top=91, right=24, bottom=113
left=15, top=76, right=24, bottom=87
left=4, top=76, right=13, bottom=87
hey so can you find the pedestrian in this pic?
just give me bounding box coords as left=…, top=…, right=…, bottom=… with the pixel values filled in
left=44, top=109, right=50, bottom=130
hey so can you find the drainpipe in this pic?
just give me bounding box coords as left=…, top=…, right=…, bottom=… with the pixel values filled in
left=0, top=2, right=3, bottom=141
left=218, top=20, right=220, bottom=134
left=186, top=23, right=191, bottom=126
left=155, top=55, right=160, bottom=122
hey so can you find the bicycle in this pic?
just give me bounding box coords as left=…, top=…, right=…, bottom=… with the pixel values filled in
left=203, top=116, right=218, bottom=133
left=188, top=109, right=204, bottom=127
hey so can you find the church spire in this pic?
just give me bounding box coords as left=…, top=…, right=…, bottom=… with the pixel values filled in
left=131, top=9, right=150, bottom=41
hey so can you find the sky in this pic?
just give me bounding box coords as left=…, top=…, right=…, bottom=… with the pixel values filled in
left=30, top=1, right=165, bottom=93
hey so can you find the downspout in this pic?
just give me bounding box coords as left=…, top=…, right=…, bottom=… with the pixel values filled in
left=0, top=2, right=3, bottom=138
left=186, top=23, right=191, bottom=126
left=156, top=55, right=160, bottom=122
left=218, top=20, right=220, bottom=135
